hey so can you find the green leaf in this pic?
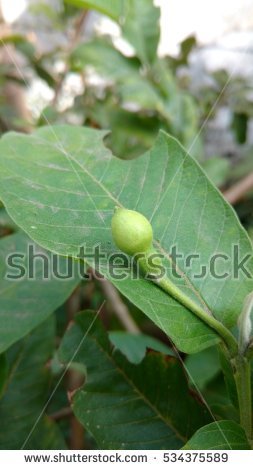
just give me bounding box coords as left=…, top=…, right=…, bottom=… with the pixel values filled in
left=86, top=104, right=160, bottom=158
left=71, top=42, right=201, bottom=152
left=71, top=39, right=140, bottom=80
left=66, top=0, right=161, bottom=68
left=232, top=112, right=248, bottom=144
left=202, top=157, right=230, bottom=188
left=0, top=232, right=80, bottom=352
left=71, top=40, right=164, bottom=113
left=0, top=355, right=8, bottom=398
left=149, top=59, right=203, bottom=159
left=109, top=331, right=174, bottom=364
left=27, top=416, right=67, bottom=450
left=179, top=36, right=197, bottom=65
left=201, top=378, right=238, bottom=422
left=184, top=347, right=220, bottom=391
left=0, top=317, right=66, bottom=449
left=29, top=2, right=63, bottom=24
left=58, top=311, right=211, bottom=450
left=64, top=0, right=125, bottom=21
left=118, top=75, right=165, bottom=113
left=121, top=0, right=160, bottom=65
left=219, top=348, right=238, bottom=408
left=37, top=105, right=59, bottom=127
left=0, top=34, right=29, bottom=46
left=32, top=61, right=56, bottom=88
left=0, top=126, right=252, bottom=353
left=183, top=420, right=250, bottom=450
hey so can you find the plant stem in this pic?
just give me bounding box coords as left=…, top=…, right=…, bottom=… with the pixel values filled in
left=159, top=277, right=238, bottom=355
left=139, top=254, right=238, bottom=356
left=233, top=355, right=252, bottom=442
left=138, top=246, right=252, bottom=441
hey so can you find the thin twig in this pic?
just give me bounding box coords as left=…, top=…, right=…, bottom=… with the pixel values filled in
left=223, top=172, right=253, bottom=205
left=71, top=10, right=88, bottom=47
left=99, top=278, right=141, bottom=334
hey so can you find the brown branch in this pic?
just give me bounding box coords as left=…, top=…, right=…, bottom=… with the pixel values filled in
left=52, top=10, right=88, bottom=106
left=223, top=172, right=253, bottom=205
left=50, top=406, right=72, bottom=421
left=71, top=10, right=88, bottom=47
left=68, top=370, right=85, bottom=450
left=98, top=278, right=141, bottom=334
left=0, top=116, right=10, bottom=132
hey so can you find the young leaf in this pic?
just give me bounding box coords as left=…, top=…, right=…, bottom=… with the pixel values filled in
left=0, top=232, right=80, bottom=352
left=58, top=311, right=211, bottom=450
left=183, top=420, right=250, bottom=450
left=0, top=126, right=252, bottom=353
left=0, top=317, right=66, bottom=450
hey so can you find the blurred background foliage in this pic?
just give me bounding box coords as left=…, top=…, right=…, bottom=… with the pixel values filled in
left=0, top=0, right=253, bottom=224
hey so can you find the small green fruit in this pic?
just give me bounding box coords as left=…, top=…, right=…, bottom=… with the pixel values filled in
left=111, top=208, right=153, bottom=256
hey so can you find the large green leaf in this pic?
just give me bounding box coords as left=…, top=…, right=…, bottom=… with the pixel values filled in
left=183, top=420, right=250, bottom=450
left=0, top=126, right=252, bottom=353
left=0, top=232, right=80, bottom=352
left=0, top=317, right=66, bottom=449
left=64, top=0, right=124, bottom=21
left=59, top=311, right=211, bottom=450
left=120, top=0, right=160, bottom=65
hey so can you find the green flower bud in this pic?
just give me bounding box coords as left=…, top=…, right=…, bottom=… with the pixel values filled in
left=111, top=208, right=153, bottom=256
